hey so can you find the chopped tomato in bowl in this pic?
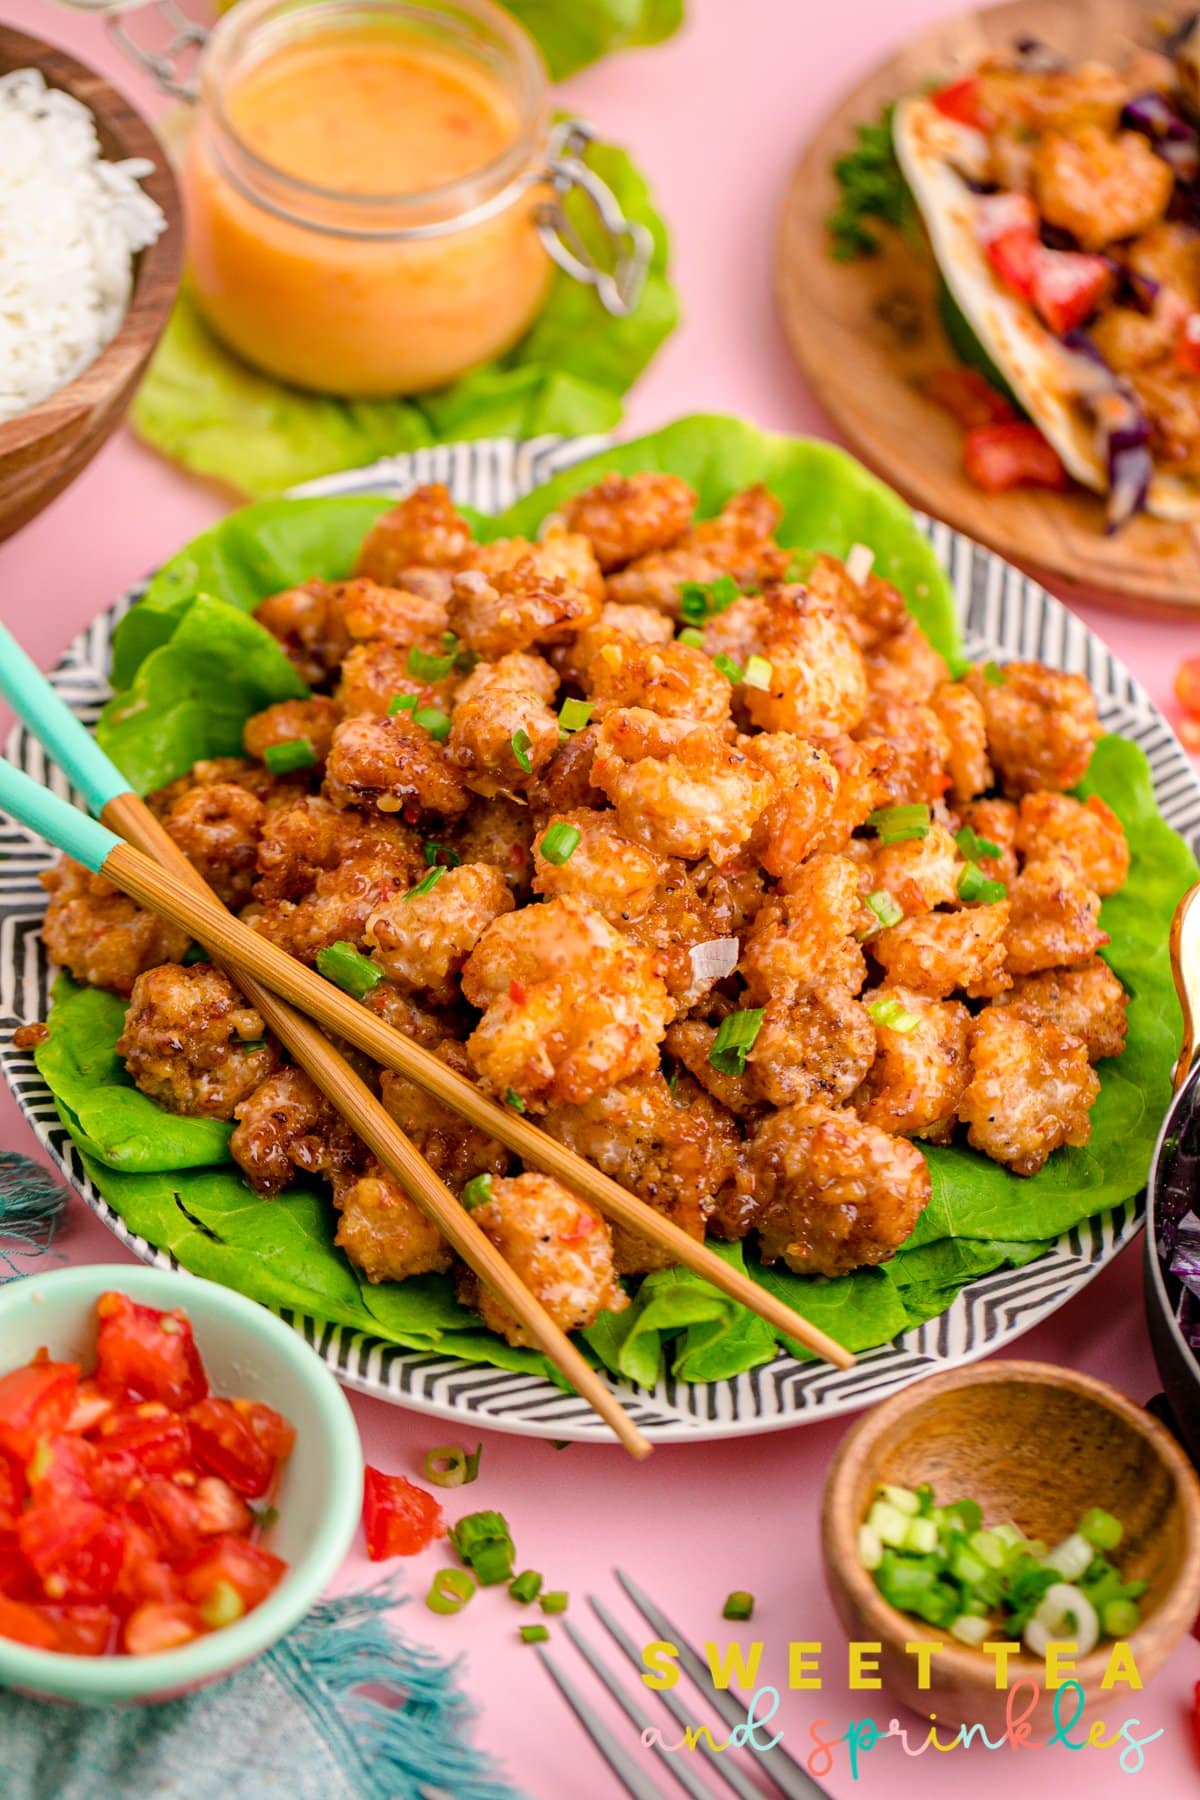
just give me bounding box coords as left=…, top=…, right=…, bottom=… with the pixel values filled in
left=0, top=1267, right=361, bottom=1705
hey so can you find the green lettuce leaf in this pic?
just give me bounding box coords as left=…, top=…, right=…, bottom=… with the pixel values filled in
left=502, top=0, right=683, bottom=78
left=35, top=418, right=1195, bottom=1386
left=131, top=138, right=677, bottom=501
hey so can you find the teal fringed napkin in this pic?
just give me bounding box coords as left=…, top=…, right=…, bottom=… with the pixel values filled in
left=0, top=1151, right=69, bottom=1277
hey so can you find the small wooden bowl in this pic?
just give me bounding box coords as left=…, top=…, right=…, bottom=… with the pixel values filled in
left=0, top=26, right=183, bottom=542
left=822, top=1361, right=1200, bottom=1732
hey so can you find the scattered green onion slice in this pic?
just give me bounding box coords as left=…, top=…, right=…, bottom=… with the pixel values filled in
left=677, top=626, right=705, bottom=648
left=712, top=652, right=743, bottom=684
left=679, top=574, right=739, bottom=622
left=539, top=1591, right=568, bottom=1614
left=461, top=1174, right=494, bottom=1212
left=405, top=865, right=447, bottom=901
left=867, top=803, right=931, bottom=844
left=504, top=1088, right=526, bottom=1112
left=867, top=997, right=922, bottom=1034
left=957, top=862, right=1008, bottom=905
left=451, top=1510, right=515, bottom=1586
left=1078, top=1507, right=1123, bottom=1551
left=722, top=1591, right=754, bottom=1622
left=182, top=942, right=210, bottom=965
left=509, top=1571, right=543, bottom=1605
left=237, top=1040, right=267, bottom=1054
left=315, top=941, right=384, bottom=999
left=415, top=706, right=452, bottom=741
left=955, top=825, right=1001, bottom=862
left=424, top=1443, right=483, bottom=1488
left=865, top=889, right=903, bottom=930
left=708, top=1008, right=765, bottom=1076
left=511, top=728, right=533, bottom=773
left=408, top=643, right=458, bottom=683
left=743, top=654, right=773, bottom=691
left=558, top=698, right=594, bottom=733
left=983, top=660, right=1006, bottom=686
left=426, top=1568, right=476, bottom=1615
left=520, top=1624, right=550, bottom=1644
left=388, top=693, right=419, bottom=715
left=540, top=822, right=581, bottom=866
left=424, top=841, right=461, bottom=868
left=263, top=738, right=316, bottom=775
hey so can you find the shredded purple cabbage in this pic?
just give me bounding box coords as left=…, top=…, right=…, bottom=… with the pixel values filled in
left=1121, top=91, right=1200, bottom=183
left=1058, top=332, right=1153, bottom=530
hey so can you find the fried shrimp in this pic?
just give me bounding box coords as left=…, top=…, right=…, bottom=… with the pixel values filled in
left=324, top=712, right=470, bottom=818
left=116, top=964, right=278, bottom=1119
left=355, top=483, right=473, bottom=585
left=966, top=660, right=1100, bottom=795
left=958, top=1008, right=1099, bottom=1175
left=585, top=636, right=733, bottom=726
left=853, top=988, right=972, bottom=1140
left=1014, top=792, right=1130, bottom=896
left=365, top=861, right=514, bottom=1002
left=1004, top=851, right=1108, bottom=974
left=993, top=958, right=1128, bottom=1062
left=532, top=809, right=666, bottom=922
left=162, top=781, right=266, bottom=910
left=41, top=857, right=191, bottom=996
left=231, top=1065, right=360, bottom=1196
left=870, top=902, right=1012, bottom=999
left=254, top=581, right=351, bottom=686
left=446, top=651, right=560, bottom=797
left=243, top=696, right=342, bottom=771
left=561, top=472, right=697, bottom=571
left=458, top=1173, right=628, bottom=1345
left=334, top=1162, right=454, bottom=1284
left=742, top=854, right=870, bottom=1001
left=448, top=556, right=600, bottom=659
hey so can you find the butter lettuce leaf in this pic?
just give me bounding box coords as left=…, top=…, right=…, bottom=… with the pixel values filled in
left=503, top=0, right=683, bottom=78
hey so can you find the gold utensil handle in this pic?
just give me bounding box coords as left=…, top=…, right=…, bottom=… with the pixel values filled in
left=1170, top=881, right=1200, bottom=1092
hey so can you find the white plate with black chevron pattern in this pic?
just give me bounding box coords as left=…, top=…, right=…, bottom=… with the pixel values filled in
left=1, top=436, right=1196, bottom=1443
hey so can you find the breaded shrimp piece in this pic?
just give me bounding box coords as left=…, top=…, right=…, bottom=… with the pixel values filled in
left=379, top=1049, right=512, bottom=1192
left=254, top=581, right=350, bottom=686
left=243, top=697, right=342, bottom=770
left=742, top=855, right=870, bottom=1002
left=958, top=1008, right=1099, bottom=1176
left=1004, top=851, right=1108, bottom=974
left=448, top=797, right=535, bottom=899
left=804, top=553, right=948, bottom=700
left=541, top=1070, right=739, bottom=1273
left=965, top=660, right=1100, bottom=795
left=116, top=964, right=278, bottom=1119
left=752, top=1103, right=931, bottom=1277
left=859, top=821, right=964, bottom=918
left=355, top=484, right=473, bottom=585
left=532, top=810, right=666, bottom=922
left=585, top=636, right=732, bottom=727
left=324, top=712, right=470, bottom=818
left=856, top=695, right=951, bottom=807
left=364, top=862, right=514, bottom=1002
left=360, top=980, right=450, bottom=1047
left=561, top=472, right=697, bottom=571
left=336, top=639, right=453, bottom=718
left=1015, top=793, right=1130, bottom=897
left=871, top=903, right=1012, bottom=999
left=928, top=683, right=992, bottom=803
left=956, top=797, right=1019, bottom=886
left=459, top=1173, right=628, bottom=1345
left=467, top=525, right=605, bottom=604
left=623, top=862, right=743, bottom=1010
left=590, top=709, right=791, bottom=863
left=329, top=578, right=450, bottom=650
left=148, top=756, right=303, bottom=816
left=254, top=797, right=420, bottom=904
left=251, top=856, right=418, bottom=964
left=663, top=1018, right=759, bottom=1117
left=605, top=486, right=790, bottom=613
left=163, top=781, right=266, bottom=910
left=702, top=588, right=868, bottom=737
left=853, top=987, right=972, bottom=1141
left=1034, top=126, right=1173, bottom=253
left=231, top=1066, right=361, bottom=1196
left=993, top=959, right=1128, bottom=1062
left=808, top=735, right=892, bottom=855
left=447, top=651, right=560, bottom=797
left=462, top=896, right=672, bottom=1109
left=333, top=1162, right=453, bottom=1283
left=863, top=618, right=950, bottom=705
left=753, top=739, right=840, bottom=879
left=746, top=987, right=877, bottom=1107
left=448, top=557, right=600, bottom=660
left=526, top=724, right=606, bottom=816
left=41, top=857, right=190, bottom=996
left=553, top=603, right=675, bottom=685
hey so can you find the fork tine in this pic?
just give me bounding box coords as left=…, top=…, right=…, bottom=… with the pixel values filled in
left=587, top=1598, right=764, bottom=1800
left=615, top=1572, right=831, bottom=1800
left=560, top=1617, right=720, bottom=1800
left=536, top=1648, right=674, bottom=1800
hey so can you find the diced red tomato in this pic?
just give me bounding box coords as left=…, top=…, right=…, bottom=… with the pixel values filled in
left=0, top=1453, right=25, bottom=1531
left=194, top=1476, right=253, bottom=1537
left=964, top=422, right=1070, bottom=493
left=95, top=1293, right=208, bottom=1411
left=131, top=1476, right=205, bottom=1562
left=27, top=1433, right=101, bottom=1502
left=186, top=1398, right=274, bottom=1499
left=1175, top=656, right=1200, bottom=720
left=1031, top=249, right=1112, bottom=337
left=362, top=1468, right=445, bottom=1561
left=0, top=1594, right=60, bottom=1651
left=923, top=367, right=1015, bottom=429
left=65, top=1381, right=114, bottom=1436
left=42, top=1605, right=118, bottom=1657
left=123, top=1600, right=204, bottom=1657
left=18, top=1494, right=128, bottom=1602
left=986, top=228, right=1041, bottom=302
left=975, top=191, right=1039, bottom=245
left=95, top=1404, right=192, bottom=1475
left=1177, top=315, right=1200, bottom=376
left=180, top=1537, right=287, bottom=1619
left=931, top=75, right=989, bottom=130
left=0, top=1360, right=78, bottom=1462
left=232, top=1400, right=296, bottom=1465
left=112, top=1515, right=179, bottom=1609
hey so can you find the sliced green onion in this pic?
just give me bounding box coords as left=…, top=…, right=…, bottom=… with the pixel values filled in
left=957, top=862, right=1007, bottom=905
left=182, top=942, right=210, bottom=965
left=1078, top=1507, right=1123, bottom=1551
left=1100, top=1597, right=1139, bottom=1638
left=237, top=1040, right=267, bottom=1054
left=520, top=1624, right=550, bottom=1644
left=504, top=1088, right=526, bottom=1112
left=858, top=1524, right=884, bottom=1571
left=708, top=1008, right=765, bottom=1076
left=315, top=941, right=384, bottom=999
left=677, top=627, right=705, bottom=648
left=451, top=1510, right=515, bottom=1585
left=511, top=728, right=533, bottom=773
left=263, top=738, right=316, bottom=775
left=540, top=822, right=581, bottom=866
left=679, top=573, right=739, bottom=622
left=722, top=1591, right=754, bottom=1622
left=426, top=1568, right=476, bottom=1615
left=558, top=698, right=593, bottom=733
left=423, top=841, right=461, bottom=868
left=878, top=1484, right=920, bottom=1516
left=950, top=1614, right=991, bottom=1647
left=415, top=706, right=452, bottom=741
left=712, top=652, right=743, bottom=684
left=785, top=550, right=817, bottom=582
left=509, top=1571, right=543, bottom=1605
left=955, top=825, right=1001, bottom=862
left=408, top=643, right=458, bottom=683
left=389, top=692, right=419, bottom=715
left=539, top=1591, right=568, bottom=1614
left=868, top=1500, right=914, bottom=1549
left=473, top=1543, right=516, bottom=1586
left=983, top=660, right=1007, bottom=686
left=865, top=890, right=903, bottom=930
left=867, top=997, right=922, bottom=1034
left=907, top=1517, right=938, bottom=1554
left=405, top=865, right=447, bottom=901
left=461, top=1173, right=494, bottom=1212
left=424, top=1443, right=483, bottom=1488
left=867, top=803, right=931, bottom=844
left=743, top=654, right=773, bottom=691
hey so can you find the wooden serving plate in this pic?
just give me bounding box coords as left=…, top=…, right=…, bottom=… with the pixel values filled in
left=0, top=26, right=183, bottom=542
left=777, top=0, right=1200, bottom=615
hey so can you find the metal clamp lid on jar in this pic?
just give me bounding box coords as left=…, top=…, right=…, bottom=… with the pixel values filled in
left=58, top=0, right=652, bottom=319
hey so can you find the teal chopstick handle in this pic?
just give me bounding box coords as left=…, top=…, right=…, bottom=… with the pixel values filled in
left=0, top=621, right=130, bottom=814
left=0, top=758, right=121, bottom=874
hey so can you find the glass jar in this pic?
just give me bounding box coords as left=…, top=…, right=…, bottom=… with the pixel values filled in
left=94, top=0, right=650, bottom=396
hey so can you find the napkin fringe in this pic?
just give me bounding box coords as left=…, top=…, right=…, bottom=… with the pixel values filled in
left=0, top=1152, right=68, bottom=1278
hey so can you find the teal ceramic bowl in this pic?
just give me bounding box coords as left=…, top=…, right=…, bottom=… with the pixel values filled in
left=0, top=1265, right=363, bottom=1704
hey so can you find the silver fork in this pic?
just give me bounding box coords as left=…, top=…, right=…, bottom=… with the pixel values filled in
left=535, top=1569, right=830, bottom=1800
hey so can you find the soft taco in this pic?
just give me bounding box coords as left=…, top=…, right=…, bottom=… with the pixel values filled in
left=892, top=33, right=1200, bottom=527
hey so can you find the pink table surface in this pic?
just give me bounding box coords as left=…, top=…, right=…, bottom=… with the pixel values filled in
left=2, top=0, right=1200, bottom=1793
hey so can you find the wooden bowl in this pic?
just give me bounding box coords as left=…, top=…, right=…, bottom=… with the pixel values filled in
left=822, top=1360, right=1200, bottom=1731
left=0, top=26, right=183, bottom=541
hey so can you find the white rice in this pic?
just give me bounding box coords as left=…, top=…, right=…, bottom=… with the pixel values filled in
left=0, top=67, right=166, bottom=424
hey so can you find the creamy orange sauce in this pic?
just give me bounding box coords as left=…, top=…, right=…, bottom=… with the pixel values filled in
left=184, top=27, right=551, bottom=396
